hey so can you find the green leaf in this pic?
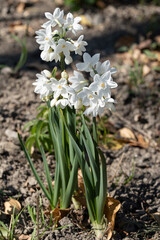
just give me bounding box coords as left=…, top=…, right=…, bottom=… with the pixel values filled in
left=63, top=155, right=78, bottom=208
left=40, top=145, right=54, bottom=207
left=143, top=49, right=157, bottom=59
left=18, top=133, right=51, bottom=203
left=11, top=35, right=27, bottom=73
left=96, top=150, right=107, bottom=223
left=23, top=119, right=39, bottom=130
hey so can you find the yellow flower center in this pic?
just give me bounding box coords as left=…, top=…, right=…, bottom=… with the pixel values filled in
left=45, top=37, right=49, bottom=40
left=62, top=45, right=66, bottom=48
left=58, top=85, right=62, bottom=89
left=101, top=83, right=105, bottom=88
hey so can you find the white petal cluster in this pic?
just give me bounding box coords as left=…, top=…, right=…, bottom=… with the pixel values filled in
left=34, top=9, right=118, bottom=117
left=76, top=53, right=118, bottom=117
left=36, top=8, right=87, bottom=64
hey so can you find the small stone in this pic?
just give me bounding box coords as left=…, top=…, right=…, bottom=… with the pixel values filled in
left=5, top=129, right=18, bottom=140
left=0, top=141, right=19, bottom=154
left=28, top=176, right=37, bottom=186
left=1, top=67, right=13, bottom=75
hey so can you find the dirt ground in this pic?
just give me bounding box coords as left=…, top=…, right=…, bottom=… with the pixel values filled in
left=0, top=0, right=160, bottom=239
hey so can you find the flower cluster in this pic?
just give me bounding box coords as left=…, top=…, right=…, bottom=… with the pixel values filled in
left=33, top=8, right=118, bottom=117
left=36, top=8, right=87, bottom=64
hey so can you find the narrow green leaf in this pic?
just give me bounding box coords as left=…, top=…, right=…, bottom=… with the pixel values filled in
left=96, top=150, right=107, bottom=223
left=18, top=133, right=51, bottom=202
left=23, top=119, right=39, bottom=130
left=63, top=155, right=78, bottom=208
left=53, top=163, right=60, bottom=207
left=0, top=221, right=8, bottom=232
left=82, top=135, right=99, bottom=191
left=40, top=145, right=54, bottom=207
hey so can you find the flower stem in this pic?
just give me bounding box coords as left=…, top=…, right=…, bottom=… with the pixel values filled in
left=93, top=117, right=97, bottom=144
left=60, top=53, right=65, bottom=72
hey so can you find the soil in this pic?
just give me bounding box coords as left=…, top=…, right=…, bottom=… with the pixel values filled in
left=0, top=0, right=160, bottom=239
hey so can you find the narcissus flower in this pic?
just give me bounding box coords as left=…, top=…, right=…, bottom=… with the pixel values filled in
left=76, top=53, right=100, bottom=72
left=33, top=70, right=54, bottom=99
left=42, top=8, right=64, bottom=28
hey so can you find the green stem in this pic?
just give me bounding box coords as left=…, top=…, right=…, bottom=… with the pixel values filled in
left=93, top=117, right=97, bottom=144
left=60, top=53, right=65, bottom=72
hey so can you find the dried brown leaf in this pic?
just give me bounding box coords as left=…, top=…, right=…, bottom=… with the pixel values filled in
left=16, top=2, right=25, bottom=13
left=51, top=208, right=70, bottom=222
left=104, top=197, right=121, bottom=240
left=118, top=127, right=136, bottom=141
left=129, top=134, right=149, bottom=148
left=142, top=65, right=151, bottom=77
left=19, top=234, right=31, bottom=240
left=4, top=198, right=21, bottom=215
left=138, top=39, right=152, bottom=50
left=80, top=15, right=92, bottom=27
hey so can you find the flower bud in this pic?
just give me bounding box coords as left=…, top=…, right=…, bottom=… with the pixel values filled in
left=43, top=70, right=52, bottom=78
left=61, top=70, right=68, bottom=80
left=74, top=98, right=83, bottom=109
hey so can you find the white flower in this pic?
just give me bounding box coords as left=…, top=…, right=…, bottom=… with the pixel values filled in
left=51, top=98, right=70, bottom=109
left=64, top=13, right=83, bottom=35
left=89, top=72, right=117, bottom=98
left=76, top=52, right=100, bottom=72
left=35, top=29, right=46, bottom=49
left=78, top=87, right=98, bottom=106
left=51, top=78, right=68, bottom=99
left=32, top=70, right=54, bottom=99
left=90, top=60, right=117, bottom=77
left=84, top=96, right=115, bottom=117
left=69, top=71, right=88, bottom=92
left=74, top=35, right=88, bottom=55
left=42, top=8, right=64, bottom=28
left=69, top=92, right=83, bottom=109
left=56, top=39, right=74, bottom=64
left=41, top=47, right=61, bottom=62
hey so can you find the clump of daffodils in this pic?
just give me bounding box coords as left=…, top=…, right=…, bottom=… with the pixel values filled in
left=33, top=8, right=118, bottom=117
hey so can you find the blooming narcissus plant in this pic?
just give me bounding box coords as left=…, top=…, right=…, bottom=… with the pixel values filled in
left=18, top=8, right=120, bottom=240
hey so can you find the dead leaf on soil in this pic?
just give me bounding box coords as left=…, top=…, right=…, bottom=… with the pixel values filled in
left=9, top=21, right=34, bottom=35
left=129, top=134, right=149, bottom=148
left=138, top=39, right=152, bottom=50
left=117, top=127, right=136, bottom=141
left=16, top=2, right=25, bottom=13
left=155, top=35, right=160, bottom=44
left=80, top=15, right=92, bottom=27
left=132, top=48, right=141, bottom=60
left=4, top=198, right=21, bottom=215
left=44, top=207, right=70, bottom=223
left=19, top=234, right=31, bottom=240
left=142, top=65, right=151, bottom=77
left=104, top=197, right=121, bottom=240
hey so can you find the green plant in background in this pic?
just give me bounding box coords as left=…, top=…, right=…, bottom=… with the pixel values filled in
left=64, top=0, right=97, bottom=10
left=23, top=104, right=52, bottom=154
left=28, top=196, right=53, bottom=240
left=0, top=208, right=23, bottom=240
left=129, top=60, right=144, bottom=90
left=11, top=35, right=27, bottom=73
